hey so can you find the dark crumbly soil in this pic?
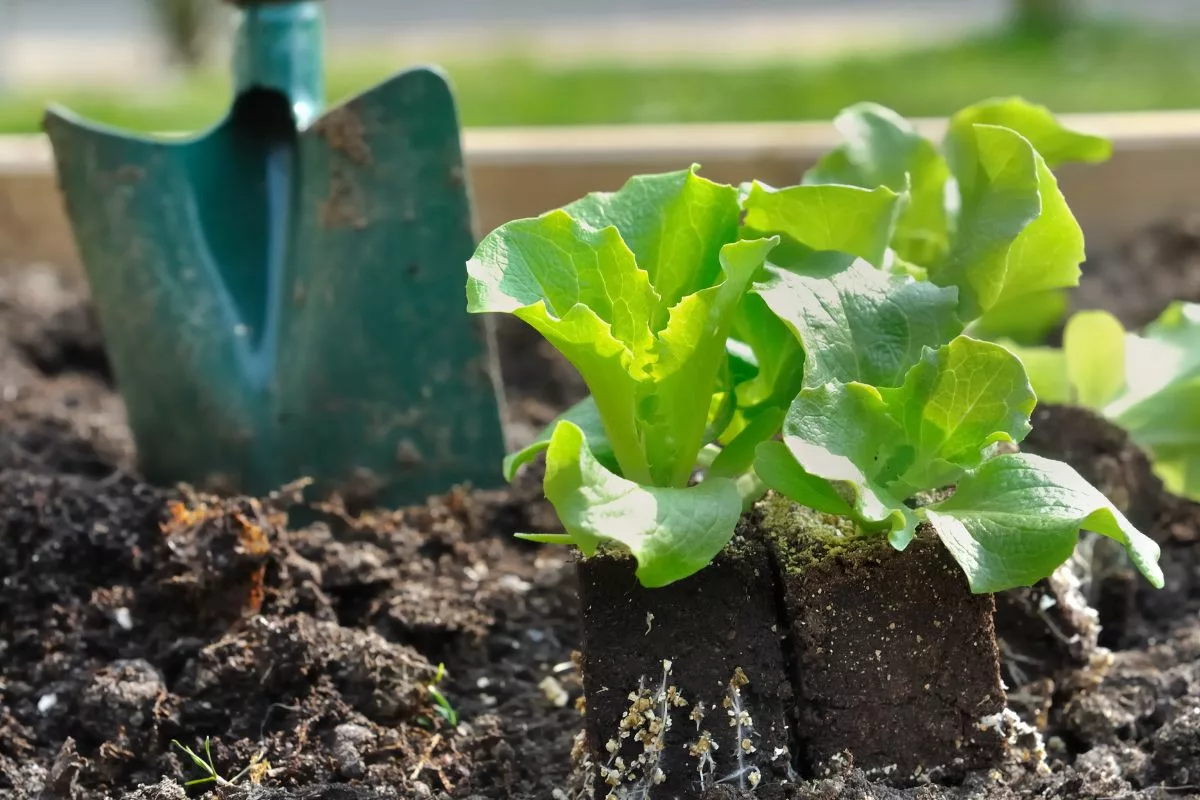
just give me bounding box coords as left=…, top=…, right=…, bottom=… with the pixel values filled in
left=2, top=257, right=1200, bottom=799
left=0, top=426, right=587, bottom=799
left=1073, top=216, right=1200, bottom=331
left=764, top=511, right=1006, bottom=783
left=0, top=267, right=585, bottom=799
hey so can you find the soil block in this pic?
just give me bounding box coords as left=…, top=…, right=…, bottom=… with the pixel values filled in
left=576, top=526, right=794, bottom=799
left=758, top=499, right=1008, bottom=782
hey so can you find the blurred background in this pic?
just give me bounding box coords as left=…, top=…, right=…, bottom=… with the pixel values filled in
left=2, top=0, right=1200, bottom=132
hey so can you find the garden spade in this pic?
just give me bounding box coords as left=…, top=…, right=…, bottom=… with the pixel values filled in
left=42, top=0, right=508, bottom=507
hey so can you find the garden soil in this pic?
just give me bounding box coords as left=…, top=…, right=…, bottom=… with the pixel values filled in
left=2, top=218, right=1200, bottom=800
left=1071, top=215, right=1200, bottom=331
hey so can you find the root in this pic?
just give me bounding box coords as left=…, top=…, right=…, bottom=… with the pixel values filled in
left=717, top=667, right=761, bottom=790
left=598, top=660, right=687, bottom=799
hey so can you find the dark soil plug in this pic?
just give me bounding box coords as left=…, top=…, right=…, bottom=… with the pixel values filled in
left=576, top=529, right=794, bottom=798
left=758, top=499, right=1007, bottom=783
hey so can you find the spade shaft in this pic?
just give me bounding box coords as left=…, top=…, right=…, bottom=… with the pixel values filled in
left=233, top=0, right=323, bottom=127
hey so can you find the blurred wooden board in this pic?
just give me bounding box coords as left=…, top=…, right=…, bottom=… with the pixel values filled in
left=5, top=110, right=1200, bottom=284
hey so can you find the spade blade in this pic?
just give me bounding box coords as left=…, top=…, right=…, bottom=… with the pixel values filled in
left=44, top=67, right=509, bottom=507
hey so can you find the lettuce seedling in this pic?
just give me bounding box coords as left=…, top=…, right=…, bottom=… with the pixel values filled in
left=802, top=97, right=1112, bottom=340
left=736, top=105, right=1163, bottom=594
left=466, top=166, right=779, bottom=587
left=1009, top=303, right=1200, bottom=502
left=753, top=328, right=1161, bottom=592
left=465, top=100, right=1164, bottom=596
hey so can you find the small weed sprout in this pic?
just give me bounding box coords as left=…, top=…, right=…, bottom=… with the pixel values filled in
left=171, top=737, right=266, bottom=788
left=426, top=662, right=459, bottom=727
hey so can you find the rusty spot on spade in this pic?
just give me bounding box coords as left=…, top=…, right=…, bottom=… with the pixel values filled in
left=319, top=170, right=369, bottom=230
left=313, top=106, right=373, bottom=166
left=113, top=165, right=146, bottom=183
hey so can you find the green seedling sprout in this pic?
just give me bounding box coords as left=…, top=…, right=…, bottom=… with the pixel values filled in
left=466, top=98, right=1164, bottom=596
left=426, top=662, right=459, bottom=727
left=467, top=165, right=781, bottom=588
left=172, top=737, right=264, bottom=788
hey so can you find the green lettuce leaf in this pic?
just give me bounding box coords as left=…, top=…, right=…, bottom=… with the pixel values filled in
left=756, top=336, right=1033, bottom=549
left=467, top=165, right=778, bottom=488
left=740, top=180, right=903, bottom=268
left=528, top=421, right=744, bottom=588
left=946, top=97, right=1113, bottom=169
left=754, top=440, right=857, bottom=519
left=753, top=252, right=963, bottom=389
left=802, top=98, right=1096, bottom=325
left=502, top=395, right=616, bottom=481
left=1104, top=303, right=1200, bottom=499
left=937, top=123, right=1083, bottom=320
left=1063, top=310, right=1126, bottom=409
left=1112, top=301, right=1200, bottom=418
left=708, top=406, right=786, bottom=480
left=878, top=336, right=1035, bottom=496
left=1144, top=444, right=1200, bottom=502
left=730, top=177, right=909, bottom=420
left=996, top=341, right=1071, bottom=405
left=562, top=165, right=739, bottom=327
left=997, top=309, right=1125, bottom=409
left=754, top=382, right=918, bottom=547
left=969, top=288, right=1069, bottom=346
left=467, top=208, right=656, bottom=483
left=1003, top=303, right=1200, bottom=502
left=804, top=102, right=952, bottom=266
left=728, top=292, right=806, bottom=412
left=925, top=452, right=1163, bottom=593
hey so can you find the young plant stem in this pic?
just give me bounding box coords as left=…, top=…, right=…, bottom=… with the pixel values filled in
left=736, top=471, right=768, bottom=512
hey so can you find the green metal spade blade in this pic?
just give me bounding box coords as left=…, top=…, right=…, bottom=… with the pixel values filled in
left=42, top=1, right=507, bottom=506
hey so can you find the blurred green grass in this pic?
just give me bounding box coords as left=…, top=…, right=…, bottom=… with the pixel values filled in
left=4, top=22, right=1200, bottom=134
